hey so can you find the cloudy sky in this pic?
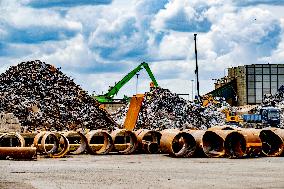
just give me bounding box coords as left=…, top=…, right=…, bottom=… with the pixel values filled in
left=1, top=0, right=284, bottom=100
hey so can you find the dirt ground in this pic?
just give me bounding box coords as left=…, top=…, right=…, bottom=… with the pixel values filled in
left=0, top=154, right=283, bottom=189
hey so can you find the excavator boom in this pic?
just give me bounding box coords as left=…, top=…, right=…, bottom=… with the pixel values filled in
left=94, top=62, right=158, bottom=103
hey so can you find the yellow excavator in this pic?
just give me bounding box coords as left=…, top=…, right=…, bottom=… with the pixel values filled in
left=222, top=108, right=243, bottom=125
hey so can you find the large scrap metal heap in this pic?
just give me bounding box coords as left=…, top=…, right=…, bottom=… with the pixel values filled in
left=112, top=87, right=226, bottom=130
left=0, top=60, right=116, bottom=132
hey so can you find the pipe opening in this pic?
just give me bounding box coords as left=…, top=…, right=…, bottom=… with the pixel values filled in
left=225, top=132, right=246, bottom=158
left=140, top=131, right=161, bottom=154
left=203, top=131, right=225, bottom=157
left=0, top=133, right=24, bottom=147
left=87, top=131, right=113, bottom=154
left=172, top=133, right=196, bottom=157
left=260, top=130, right=283, bottom=157
left=112, top=130, right=137, bottom=154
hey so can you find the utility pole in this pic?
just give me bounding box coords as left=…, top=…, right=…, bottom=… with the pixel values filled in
left=194, top=34, right=200, bottom=97
left=191, top=79, right=194, bottom=101
left=136, top=73, right=140, bottom=94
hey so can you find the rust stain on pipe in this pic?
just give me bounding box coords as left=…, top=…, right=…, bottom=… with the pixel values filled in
left=111, top=129, right=138, bottom=154
left=160, top=129, right=196, bottom=158
left=225, top=129, right=262, bottom=158
left=62, top=131, right=87, bottom=155
left=85, top=130, right=113, bottom=155
left=185, top=130, right=206, bottom=157
left=260, top=129, right=284, bottom=157
left=0, top=132, right=25, bottom=147
left=202, top=130, right=236, bottom=158
left=134, top=129, right=161, bottom=154
left=0, top=147, right=37, bottom=160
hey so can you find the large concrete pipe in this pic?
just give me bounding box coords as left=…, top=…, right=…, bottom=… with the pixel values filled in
left=134, top=129, right=161, bottom=154
left=202, top=130, right=236, bottom=158
left=224, top=129, right=262, bottom=158
left=62, top=131, right=87, bottom=155
left=85, top=130, right=113, bottom=155
left=111, top=129, right=138, bottom=154
left=185, top=130, right=206, bottom=157
left=160, top=129, right=196, bottom=158
left=260, top=129, right=284, bottom=157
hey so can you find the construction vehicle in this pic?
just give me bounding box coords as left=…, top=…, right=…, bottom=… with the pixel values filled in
left=93, top=62, right=158, bottom=103
left=222, top=108, right=243, bottom=125
left=242, top=106, right=281, bottom=127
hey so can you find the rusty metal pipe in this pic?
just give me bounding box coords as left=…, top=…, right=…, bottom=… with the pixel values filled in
left=134, top=129, right=161, bottom=154
left=0, top=147, right=37, bottom=160
left=111, top=129, right=138, bottom=154
left=62, top=131, right=87, bottom=155
left=202, top=130, right=236, bottom=158
left=260, top=129, right=284, bottom=157
left=185, top=130, right=206, bottom=157
left=86, top=130, right=113, bottom=155
left=0, top=132, right=25, bottom=147
left=207, top=125, right=236, bottom=131
left=160, top=129, right=196, bottom=158
left=224, top=129, right=262, bottom=158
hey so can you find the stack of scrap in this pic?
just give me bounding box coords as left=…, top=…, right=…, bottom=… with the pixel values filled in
left=0, top=112, right=21, bottom=132
left=0, top=60, right=116, bottom=132
left=111, top=87, right=226, bottom=130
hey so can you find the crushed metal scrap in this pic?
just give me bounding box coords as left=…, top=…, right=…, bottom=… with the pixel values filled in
left=111, top=87, right=226, bottom=130
left=0, top=60, right=116, bottom=131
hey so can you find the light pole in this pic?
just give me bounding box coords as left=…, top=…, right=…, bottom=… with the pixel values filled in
left=136, top=73, right=140, bottom=94
left=191, top=79, right=194, bottom=101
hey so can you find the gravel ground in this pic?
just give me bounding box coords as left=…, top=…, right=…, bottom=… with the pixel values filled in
left=0, top=154, right=283, bottom=189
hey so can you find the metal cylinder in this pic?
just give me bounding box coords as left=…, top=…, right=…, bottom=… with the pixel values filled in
left=0, top=147, right=37, bottom=160
left=160, top=129, right=196, bottom=158
left=260, top=129, right=284, bottom=157
left=134, top=129, right=161, bottom=154
left=85, top=130, right=113, bottom=155
left=111, top=129, right=138, bottom=154
left=62, top=131, right=87, bottom=155
left=224, top=129, right=262, bottom=158
left=0, top=132, right=25, bottom=147
left=207, top=125, right=236, bottom=131
left=185, top=130, right=206, bottom=157
left=202, top=130, right=236, bottom=158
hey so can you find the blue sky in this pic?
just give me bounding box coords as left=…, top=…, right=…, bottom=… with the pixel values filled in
left=0, top=0, right=284, bottom=99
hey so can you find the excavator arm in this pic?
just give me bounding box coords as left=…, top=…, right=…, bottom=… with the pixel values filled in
left=94, top=62, right=158, bottom=103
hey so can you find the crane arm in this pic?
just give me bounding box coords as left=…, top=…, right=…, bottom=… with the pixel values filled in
left=141, top=62, right=158, bottom=87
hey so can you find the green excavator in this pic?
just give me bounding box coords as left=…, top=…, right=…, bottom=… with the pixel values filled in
left=93, top=62, right=158, bottom=103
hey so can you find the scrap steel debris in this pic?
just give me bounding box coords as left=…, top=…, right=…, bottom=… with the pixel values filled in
left=112, top=87, right=226, bottom=130
left=0, top=60, right=116, bottom=131
left=0, top=112, right=21, bottom=132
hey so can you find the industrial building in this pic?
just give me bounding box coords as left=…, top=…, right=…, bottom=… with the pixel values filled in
left=209, top=64, right=284, bottom=106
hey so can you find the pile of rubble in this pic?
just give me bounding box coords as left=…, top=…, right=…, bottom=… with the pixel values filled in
left=0, top=60, right=116, bottom=132
left=112, top=87, right=226, bottom=130
left=0, top=112, right=21, bottom=132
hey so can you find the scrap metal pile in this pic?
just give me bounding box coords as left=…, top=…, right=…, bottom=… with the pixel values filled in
left=0, top=60, right=116, bottom=132
left=112, top=87, right=226, bottom=130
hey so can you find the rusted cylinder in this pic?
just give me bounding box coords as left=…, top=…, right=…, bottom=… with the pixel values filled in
left=224, top=129, right=262, bottom=158
left=0, top=132, right=25, bottom=147
left=33, top=132, right=70, bottom=158
left=134, top=129, right=161, bottom=154
left=185, top=130, right=206, bottom=157
left=202, top=130, right=236, bottom=158
left=160, top=129, right=196, bottom=158
left=207, top=125, right=236, bottom=131
left=85, top=130, right=113, bottom=155
left=260, top=129, right=284, bottom=157
left=0, top=147, right=37, bottom=159
left=111, top=129, right=138, bottom=154
left=62, top=131, right=87, bottom=155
